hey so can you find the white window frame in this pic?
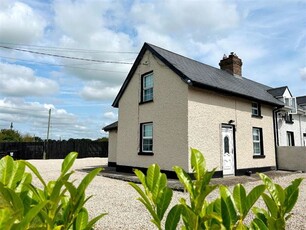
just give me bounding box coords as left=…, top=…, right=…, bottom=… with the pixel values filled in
left=142, top=73, right=153, bottom=102
left=252, top=128, right=262, bottom=155
left=283, top=97, right=297, bottom=114
left=252, top=102, right=259, bottom=116
left=142, top=123, right=153, bottom=152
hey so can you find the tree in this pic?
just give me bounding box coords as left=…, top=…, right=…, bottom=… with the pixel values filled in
left=0, top=129, right=22, bottom=142
left=96, top=137, right=108, bottom=142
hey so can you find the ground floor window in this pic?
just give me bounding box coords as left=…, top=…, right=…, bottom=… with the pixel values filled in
left=140, top=122, right=153, bottom=154
left=252, top=127, right=263, bottom=156
left=287, top=131, right=295, bottom=146
left=303, top=133, right=306, bottom=146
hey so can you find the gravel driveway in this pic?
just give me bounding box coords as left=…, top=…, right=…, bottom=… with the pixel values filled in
left=27, top=157, right=306, bottom=230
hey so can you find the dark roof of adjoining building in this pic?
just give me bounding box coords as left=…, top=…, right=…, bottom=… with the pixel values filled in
left=297, top=96, right=306, bottom=105
left=267, top=86, right=289, bottom=98
left=103, top=121, right=118, bottom=131
left=112, top=43, right=284, bottom=108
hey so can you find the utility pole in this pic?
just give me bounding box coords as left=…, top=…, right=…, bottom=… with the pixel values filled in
left=43, top=109, right=51, bottom=159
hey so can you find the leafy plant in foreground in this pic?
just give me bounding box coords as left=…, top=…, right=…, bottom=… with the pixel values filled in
left=0, top=152, right=106, bottom=229
left=130, top=148, right=303, bottom=230
left=251, top=173, right=303, bottom=230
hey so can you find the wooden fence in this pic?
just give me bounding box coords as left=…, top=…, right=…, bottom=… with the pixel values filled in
left=0, top=140, right=108, bottom=159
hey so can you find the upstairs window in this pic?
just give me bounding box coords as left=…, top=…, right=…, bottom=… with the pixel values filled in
left=251, top=102, right=261, bottom=117
left=141, top=72, right=153, bottom=103
left=253, top=127, right=264, bottom=156
left=284, top=113, right=294, bottom=124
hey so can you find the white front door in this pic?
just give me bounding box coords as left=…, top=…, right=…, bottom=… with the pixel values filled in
left=222, top=125, right=235, bottom=176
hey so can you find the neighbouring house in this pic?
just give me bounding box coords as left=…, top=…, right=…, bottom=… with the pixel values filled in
left=104, top=43, right=286, bottom=177
left=103, top=121, right=118, bottom=166
left=268, top=86, right=306, bottom=146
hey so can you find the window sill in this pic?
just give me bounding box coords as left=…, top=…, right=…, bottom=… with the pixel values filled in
left=138, top=152, right=154, bottom=156
left=139, top=100, right=153, bottom=105
left=251, top=115, right=263, bottom=119
left=253, top=155, right=265, bottom=159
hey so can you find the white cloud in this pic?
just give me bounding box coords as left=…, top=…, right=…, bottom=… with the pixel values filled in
left=0, top=62, right=59, bottom=97
left=300, top=67, right=306, bottom=81
left=80, top=81, right=120, bottom=101
left=0, top=1, right=46, bottom=44
left=103, top=111, right=117, bottom=120
left=0, top=98, right=95, bottom=139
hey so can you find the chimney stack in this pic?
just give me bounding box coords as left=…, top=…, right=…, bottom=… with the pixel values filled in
left=219, top=52, right=242, bottom=77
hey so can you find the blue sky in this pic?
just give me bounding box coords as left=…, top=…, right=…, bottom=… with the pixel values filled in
left=0, top=0, right=305, bottom=140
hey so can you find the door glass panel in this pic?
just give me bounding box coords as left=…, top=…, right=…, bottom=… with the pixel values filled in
left=224, top=136, right=229, bottom=153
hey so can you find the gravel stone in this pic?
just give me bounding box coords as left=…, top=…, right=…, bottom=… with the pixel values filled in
left=27, top=158, right=306, bottom=230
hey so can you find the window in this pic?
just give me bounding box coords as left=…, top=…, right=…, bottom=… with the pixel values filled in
left=287, top=131, right=295, bottom=146
left=251, top=102, right=261, bottom=117
left=284, top=113, right=294, bottom=124
left=140, top=123, right=153, bottom=154
left=253, top=127, right=264, bottom=156
left=303, top=133, right=306, bottom=146
left=141, top=72, right=153, bottom=103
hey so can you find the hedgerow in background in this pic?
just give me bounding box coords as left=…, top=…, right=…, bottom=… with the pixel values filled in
left=0, top=152, right=106, bottom=230
left=130, top=148, right=303, bottom=230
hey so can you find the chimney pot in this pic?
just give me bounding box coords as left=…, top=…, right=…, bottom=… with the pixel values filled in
left=219, top=52, right=243, bottom=77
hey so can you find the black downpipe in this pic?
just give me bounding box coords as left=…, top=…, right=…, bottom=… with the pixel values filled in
left=273, top=107, right=282, bottom=170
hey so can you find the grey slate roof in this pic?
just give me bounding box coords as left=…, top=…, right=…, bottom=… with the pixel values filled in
left=112, top=43, right=284, bottom=107
left=266, top=86, right=288, bottom=97
left=103, top=121, right=118, bottom=131
left=297, top=96, right=306, bottom=105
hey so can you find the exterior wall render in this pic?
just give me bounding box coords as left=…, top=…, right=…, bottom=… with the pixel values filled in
left=116, top=50, right=189, bottom=171
left=187, top=88, right=276, bottom=172
left=107, top=130, right=117, bottom=164
left=277, top=146, right=306, bottom=171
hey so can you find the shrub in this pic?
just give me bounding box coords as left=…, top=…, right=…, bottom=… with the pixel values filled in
left=130, top=148, right=303, bottom=230
left=0, top=152, right=106, bottom=229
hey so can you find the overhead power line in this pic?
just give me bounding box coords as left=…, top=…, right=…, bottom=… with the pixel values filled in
left=0, top=45, right=134, bottom=64
left=0, top=42, right=138, bottom=54
left=0, top=56, right=128, bottom=73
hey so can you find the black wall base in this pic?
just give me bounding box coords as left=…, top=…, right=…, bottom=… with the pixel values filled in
left=235, top=166, right=276, bottom=176
left=108, top=161, right=117, bottom=167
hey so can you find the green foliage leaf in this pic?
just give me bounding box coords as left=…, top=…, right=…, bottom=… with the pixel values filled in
left=284, top=178, right=303, bottom=213
left=284, top=189, right=299, bottom=214
left=190, top=148, right=206, bottom=180
left=61, top=152, right=78, bottom=176
left=173, top=166, right=193, bottom=196
left=17, top=201, right=48, bottom=230
left=219, top=185, right=237, bottom=224
left=251, top=218, right=269, bottom=230
left=220, top=196, right=231, bottom=229
left=233, top=184, right=247, bottom=217
left=259, top=173, right=280, bottom=206
left=75, top=207, right=88, bottom=230
left=245, top=184, right=265, bottom=217
left=133, top=169, right=146, bottom=186
left=261, top=193, right=278, bottom=218
left=165, top=204, right=182, bottom=230
left=84, top=212, right=107, bottom=230
left=156, top=187, right=172, bottom=220
left=22, top=160, right=47, bottom=188
left=146, top=164, right=161, bottom=192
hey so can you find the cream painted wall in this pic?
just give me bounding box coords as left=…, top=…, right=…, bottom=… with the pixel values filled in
left=188, top=88, right=276, bottom=172
left=107, top=130, right=117, bottom=164
left=116, top=50, right=189, bottom=171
